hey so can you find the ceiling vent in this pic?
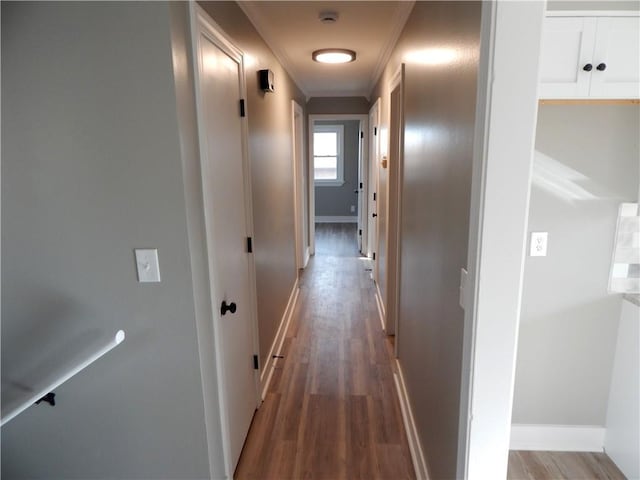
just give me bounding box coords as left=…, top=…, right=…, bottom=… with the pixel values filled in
left=319, top=11, right=339, bottom=24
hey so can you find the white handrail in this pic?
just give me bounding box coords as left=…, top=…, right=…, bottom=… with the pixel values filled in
left=1, top=330, right=125, bottom=426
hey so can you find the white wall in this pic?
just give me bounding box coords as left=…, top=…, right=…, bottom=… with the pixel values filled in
left=605, top=297, right=640, bottom=479
left=513, top=105, right=640, bottom=427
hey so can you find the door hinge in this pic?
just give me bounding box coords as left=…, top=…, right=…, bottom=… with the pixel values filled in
left=247, top=236, right=253, bottom=253
left=240, top=99, right=246, bottom=117
left=373, top=192, right=377, bottom=201
left=253, top=354, right=259, bottom=370
left=359, top=229, right=362, bottom=236
left=373, top=252, right=376, bottom=260
left=360, top=131, right=364, bottom=139
left=374, top=126, right=377, bottom=136
left=359, top=182, right=363, bottom=189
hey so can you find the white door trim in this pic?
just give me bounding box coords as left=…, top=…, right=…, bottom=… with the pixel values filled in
left=292, top=100, right=309, bottom=269
left=457, top=2, right=545, bottom=479
left=189, top=5, right=261, bottom=476
left=387, top=64, right=405, bottom=346
left=308, top=114, right=369, bottom=255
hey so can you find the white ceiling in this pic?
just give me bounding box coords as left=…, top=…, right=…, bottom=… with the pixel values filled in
left=238, top=1, right=415, bottom=99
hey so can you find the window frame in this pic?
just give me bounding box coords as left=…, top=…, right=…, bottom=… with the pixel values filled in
left=313, top=124, right=345, bottom=187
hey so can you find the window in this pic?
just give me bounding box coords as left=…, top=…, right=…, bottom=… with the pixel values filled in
left=313, top=125, right=344, bottom=186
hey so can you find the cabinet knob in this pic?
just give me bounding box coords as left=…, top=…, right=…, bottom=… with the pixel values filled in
left=596, top=62, right=607, bottom=71
left=221, top=300, right=237, bottom=316
left=582, top=63, right=593, bottom=72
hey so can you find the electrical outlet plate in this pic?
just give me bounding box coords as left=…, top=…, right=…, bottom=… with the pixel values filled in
left=135, top=249, right=161, bottom=282
left=530, top=232, right=548, bottom=257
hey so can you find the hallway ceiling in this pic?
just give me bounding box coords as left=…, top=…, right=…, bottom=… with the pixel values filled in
left=238, top=1, right=415, bottom=99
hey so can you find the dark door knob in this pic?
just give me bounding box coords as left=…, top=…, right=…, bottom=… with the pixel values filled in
left=221, top=300, right=237, bottom=316
left=372, top=213, right=377, bottom=218
left=596, top=62, right=607, bottom=71
left=583, top=63, right=593, bottom=72
left=354, top=189, right=359, bottom=194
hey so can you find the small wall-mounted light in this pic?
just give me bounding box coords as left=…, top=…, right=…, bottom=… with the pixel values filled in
left=312, top=49, right=356, bottom=64
left=259, top=69, right=275, bottom=93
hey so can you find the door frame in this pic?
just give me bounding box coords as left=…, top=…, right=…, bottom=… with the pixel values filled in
left=188, top=5, right=261, bottom=476
left=292, top=101, right=309, bottom=270
left=308, top=113, right=369, bottom=255
left=386, top=65, right=405, bottom=342
left=457, top=1, right=545, bottom=478
left=368, top=99, right=380, bottom=264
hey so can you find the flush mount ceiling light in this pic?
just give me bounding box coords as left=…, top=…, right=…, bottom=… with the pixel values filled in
left=312, top=49, right=356, bottom=64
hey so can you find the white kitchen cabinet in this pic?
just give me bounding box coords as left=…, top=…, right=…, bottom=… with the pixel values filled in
left=539, top=14, right=640, bottom=99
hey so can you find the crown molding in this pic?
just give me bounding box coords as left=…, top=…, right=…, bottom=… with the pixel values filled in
left=306, top=90, right=371, bottom=101
left=366, top=0, right=415, bottom=96
left=237, top=1, right=309, bottom=98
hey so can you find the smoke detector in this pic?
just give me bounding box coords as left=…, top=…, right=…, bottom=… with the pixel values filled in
left=319, top=11, right=339, bottom=24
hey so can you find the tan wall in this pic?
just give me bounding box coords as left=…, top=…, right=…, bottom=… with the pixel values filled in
left=198, top=2, right=307, bottom=367
left=370, top=2, right=482, bottom=478
left=307, top=96, right=370, bottom=114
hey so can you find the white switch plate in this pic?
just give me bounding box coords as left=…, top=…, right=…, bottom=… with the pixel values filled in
left=459, top=268, right=468, bottom=309
left=530, top=232, right=548, bottom=257
left=135, top=249, right=161, bottom=282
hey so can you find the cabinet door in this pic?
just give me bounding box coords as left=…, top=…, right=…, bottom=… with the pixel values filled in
left=539, top=17, right=597, bottom=99
left=589, top=17, right=640, bottom=99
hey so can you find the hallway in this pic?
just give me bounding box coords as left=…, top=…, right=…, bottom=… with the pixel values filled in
left=235, top=223, right=415, bottom=480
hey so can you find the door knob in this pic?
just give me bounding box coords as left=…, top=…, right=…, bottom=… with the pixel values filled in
left=372, top=213, right=377, bottom=218
left=221, top=300, right=237, bottom=316
left=583, top=63, right=593, bottom=72
left=354, top=190, right=359, bottom=194
left=596, top=63, right=606, bottom=71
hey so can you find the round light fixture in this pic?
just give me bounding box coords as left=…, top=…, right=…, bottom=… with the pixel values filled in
left=312, top=49, right=356, bottom=64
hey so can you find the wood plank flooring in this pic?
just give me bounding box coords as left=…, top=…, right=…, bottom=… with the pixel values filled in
left=508, top=451, right=627, bottom=480
left=235, top=223, right=415, bottom=480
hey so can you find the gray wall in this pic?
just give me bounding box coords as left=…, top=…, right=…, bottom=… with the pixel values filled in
left=307, top=96, right=370, bottom=115
left=314, top=120, right=360, bottom=217
left=512, top=105, right=640, bottom=426
left=547, top=0, right=640, bottom=10
left=2, top=2, right=211, bottom=478
left=198, top=2, right=307, bottom=367
left=370, top=2, right=481, bottom=478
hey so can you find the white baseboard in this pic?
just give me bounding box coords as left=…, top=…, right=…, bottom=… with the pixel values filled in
left=394, top=360, right=430, bottom=480
left=374, top=282, right=386, bottom=332
left=259, top=278, right=300, bottom=400
left=315, top=216, right=357, bottom=223
left=510, top=424, right=605, bottom=452
left=303, top=247, right=310, bottom=268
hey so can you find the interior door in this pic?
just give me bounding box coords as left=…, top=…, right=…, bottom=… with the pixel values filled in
left=368, top=101, right=380, bottom=267
left=194, top=13, right=257, bottom=475
left=357, top=125, right=365, bottom=253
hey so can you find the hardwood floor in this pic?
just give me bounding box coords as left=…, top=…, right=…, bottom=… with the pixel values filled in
left=508, top=451, right=626, bottom=480
left=235, top=223, right=415, bottom=480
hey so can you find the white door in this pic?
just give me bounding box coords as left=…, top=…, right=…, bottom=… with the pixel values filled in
left=539, top=17, right=597, bottom=98
left=589, top=16, right=640, bottom=99
left=193, top=10, right=258, bottom=475
left=368, top=102, right=380, bottom=271
left=357, top=125, right=365, bottom=253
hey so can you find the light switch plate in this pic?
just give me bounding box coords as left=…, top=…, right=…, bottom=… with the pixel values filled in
left=135, top=249, right=161, bottom=283
left=459, top=268, right=468, bottom=309
left=530, top=232, right=548, bottom=257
